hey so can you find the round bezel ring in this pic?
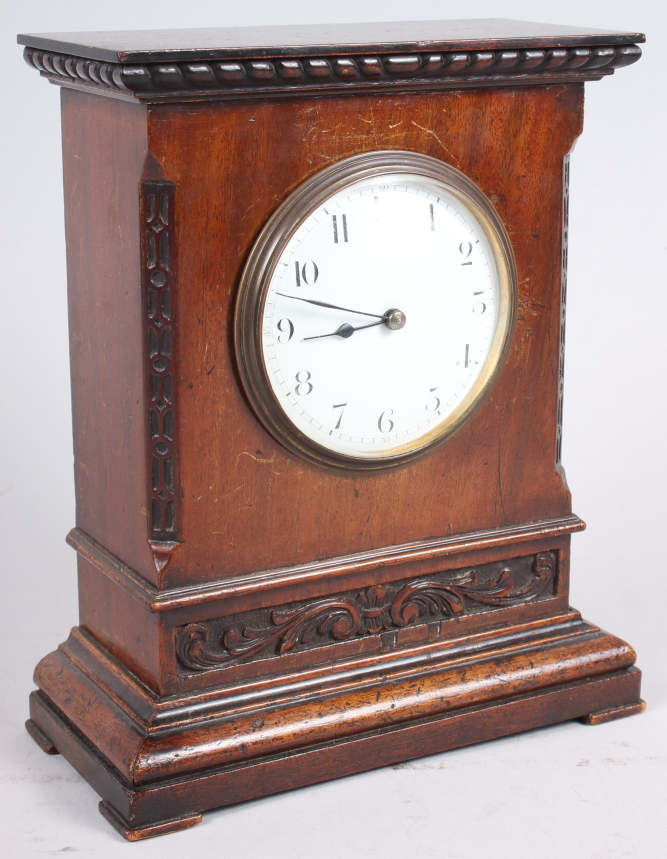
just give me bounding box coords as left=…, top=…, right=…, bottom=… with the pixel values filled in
left=234, top=151, right=518, bottom=472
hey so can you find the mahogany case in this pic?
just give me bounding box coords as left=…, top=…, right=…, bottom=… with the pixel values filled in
left=18, top=19, right=645, bottom=840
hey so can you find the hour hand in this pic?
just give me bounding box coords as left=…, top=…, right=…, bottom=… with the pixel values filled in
left=303, top=320, right=384, bottom=341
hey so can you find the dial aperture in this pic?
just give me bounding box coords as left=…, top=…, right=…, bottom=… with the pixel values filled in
left=236, top=152, right=516, bottom=470
left=262, top=178, right=499, bottom=456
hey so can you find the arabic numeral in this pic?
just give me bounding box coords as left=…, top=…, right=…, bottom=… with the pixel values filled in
left=277, top=318, right=294, bottom=343
left=426, top=387, right=440, bottom=412
left=472, top=302, right=487, bottom=316
left=294, top=370, right=313, bottom=396
left=459, top=241, right=473, bottom=265
left=457, top=344, right=470, bottom=368
left=294, top=259, right=319, bottom=286
left=332, top=402, right=347, bottom=429
left=378, top=408, right=394, bottom=434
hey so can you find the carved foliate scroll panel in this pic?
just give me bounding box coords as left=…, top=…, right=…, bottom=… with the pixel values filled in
left=176, top=551, right=556, bottom=672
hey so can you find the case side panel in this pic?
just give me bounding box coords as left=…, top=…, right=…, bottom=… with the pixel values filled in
left=61, top=89, right=156, bottom=582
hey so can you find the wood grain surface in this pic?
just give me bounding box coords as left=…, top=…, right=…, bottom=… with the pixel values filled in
left=18, top=19, right=645, bottom=63
left=150, top=84, right=581, bottom=586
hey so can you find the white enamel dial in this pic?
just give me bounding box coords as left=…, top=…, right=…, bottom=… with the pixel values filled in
left=237, top=154, right=516, bottom=469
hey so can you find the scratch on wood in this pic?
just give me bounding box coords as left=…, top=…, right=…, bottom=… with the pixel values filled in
left=519, top=299, right=551, bottom=311
left=411, top=121, right=460, bottom=167
left=237, top=451, right=277, bottom=464
left=219, top=485, right=243, bottom=499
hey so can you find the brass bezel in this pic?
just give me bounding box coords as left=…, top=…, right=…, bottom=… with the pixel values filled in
left=234, top=151, right=517, bottom=472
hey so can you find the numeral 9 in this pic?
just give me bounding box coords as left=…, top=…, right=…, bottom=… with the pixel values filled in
left=277, top=318, right=294, bottom=343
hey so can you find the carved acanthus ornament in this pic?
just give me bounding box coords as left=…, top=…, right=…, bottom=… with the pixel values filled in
left=176, top=552, right=556, bottom=671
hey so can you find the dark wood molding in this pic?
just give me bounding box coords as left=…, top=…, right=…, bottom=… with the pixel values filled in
left=67, top=527, right=156, bottom=608
left=176, top=552, right=556, bottom=671
left=23, top=44, right=641, bottom=104
left=61, top=613, right=588, bottom=731
left=67, top=515, right=583, bottom=612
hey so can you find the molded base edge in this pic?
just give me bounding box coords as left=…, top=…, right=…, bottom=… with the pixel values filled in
left=28, top=663, right=643, bottom=840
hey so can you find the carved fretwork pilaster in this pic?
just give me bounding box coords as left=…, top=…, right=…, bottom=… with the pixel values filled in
left=556, top=156, right=570, bottom=465
left=140, top=164, right=180, bottom=559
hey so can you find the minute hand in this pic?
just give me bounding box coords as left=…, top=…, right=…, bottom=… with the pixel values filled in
left=275, top=293, right=385, bottom=319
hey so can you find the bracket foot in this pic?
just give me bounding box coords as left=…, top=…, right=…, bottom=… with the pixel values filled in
left=99, top=800, right=202, bottom=841
left=25, top=719, right=59, bottom=755
left=581, top=699, right=646, bottom=725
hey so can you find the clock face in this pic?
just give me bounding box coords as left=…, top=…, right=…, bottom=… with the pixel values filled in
left=236, top=152, right=516, bottom=470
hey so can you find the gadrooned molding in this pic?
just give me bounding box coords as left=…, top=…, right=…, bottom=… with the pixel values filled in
left=24, top=44, right=642, bottom=102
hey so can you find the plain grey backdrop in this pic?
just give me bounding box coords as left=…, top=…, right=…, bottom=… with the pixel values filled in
left=1, top=1, right=665, bottom=856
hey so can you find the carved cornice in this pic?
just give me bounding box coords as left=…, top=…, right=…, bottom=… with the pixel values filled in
left=176, top=552, right=556, bottom=672
left=24, top=44, right=641, bottom=103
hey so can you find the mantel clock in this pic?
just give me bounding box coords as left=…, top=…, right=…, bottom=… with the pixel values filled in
left=18, top=18, right=645, bottom=840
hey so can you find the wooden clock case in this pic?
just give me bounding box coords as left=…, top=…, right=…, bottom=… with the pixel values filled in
left=18, top=19, right=645, bottom=840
